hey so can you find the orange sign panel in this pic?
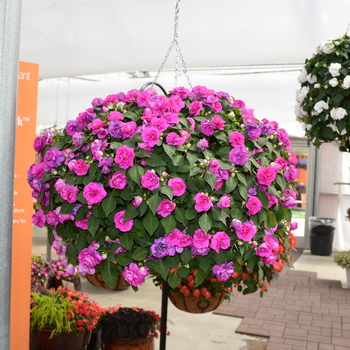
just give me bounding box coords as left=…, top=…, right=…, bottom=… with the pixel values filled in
left=11, top=62, right=39, bottom=350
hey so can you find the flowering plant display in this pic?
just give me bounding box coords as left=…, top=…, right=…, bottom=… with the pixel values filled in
left=334, top=250, right=350, bottom=269
left=31, top=254, right=49, bottom=289
left=100, top=306, right=162, bottom=342
left=28, top=85, right=298, bottom=297
left=48, top=257, right=82, bottom=281
left=30, top=286, right=104, bottom=337
left=295, top=34, right=350, bottom=151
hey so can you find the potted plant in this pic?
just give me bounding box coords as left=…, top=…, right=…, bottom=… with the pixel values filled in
left=30, top=286, right=104, bottom=350
left=28, top=85, right=298, bottom=301
left=295, top=33, right=350, bottom=152
left=334, top=250, right=350, bottom=286
left=100, top=306, right=162, bottom=350
left=31, top=254, right=49, bottom=289
left=47, top=257, right=82, bottom=291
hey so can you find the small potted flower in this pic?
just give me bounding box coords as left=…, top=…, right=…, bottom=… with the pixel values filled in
left=334, top=250, right=350, bottom=286
left=100, top=306, right=163, bottom=350
left=30, top=286, right=104, bottom=350
left=31, top=255, right=49, bottom=289
left=47, top=257, right=82, bottom=291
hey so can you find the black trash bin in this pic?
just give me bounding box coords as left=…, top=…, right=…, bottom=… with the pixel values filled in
left=309, top=217, right=336, bottom=256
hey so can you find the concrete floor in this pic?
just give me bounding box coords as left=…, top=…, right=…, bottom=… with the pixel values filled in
left=32, top=226, right=346, bottom=350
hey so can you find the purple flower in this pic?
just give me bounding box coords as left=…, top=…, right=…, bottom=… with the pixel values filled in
left=197, top=138, right=209, bottom=151
left=200, top=119, right=216, bottom=136
left=78, top=246, right=103, bottom=271
left=108, top=120, right=123, bottom=138
left=212, top=262, right=234, bottom=281
left=43, top=147, right=65, bottom=168
left=246, top=123, right=261, bottom=140
left=229, top=145, right=249, bottom=165
left=32, top=209, right=46, bottom=228
left=151, top=237, right=169, bottom=258
left=190, top=245, right=210, bottom=256
left=65, top=120, right=84, bottom=136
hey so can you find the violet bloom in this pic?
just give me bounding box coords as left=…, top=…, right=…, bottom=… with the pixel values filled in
left=197, top=138, right=209, bottom=151
left=246, top=123, right=261, bottom=141
left=151, top=237, right=170, bottom=258
left=284, top=165, right=299, bottom=182
left=65, top=120, right=84, bottom=136
left=78, top=245, right=103, bottom=269
left=98, top=157, right=113, bottom=174
left=43, top=147, right=65, bottom=168
left=108, top=120, right=123, bottom=138
left=229, top=145, right=249, bottom=166
left=200, top=119, right=216, bottom=136
left=212, top=262, right=234, bottom=281
left=190, top=245, right=210, bottom=256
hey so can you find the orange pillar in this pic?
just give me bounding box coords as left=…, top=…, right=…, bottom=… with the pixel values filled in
left=10, top=62, right=39, bottom=350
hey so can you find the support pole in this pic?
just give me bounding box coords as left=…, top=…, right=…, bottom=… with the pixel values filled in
left=159, top=281, right=169, bottom=350
left=0, top=1, right=22, bottom=349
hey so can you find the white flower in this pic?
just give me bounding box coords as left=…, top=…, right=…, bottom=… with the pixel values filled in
left=330, top=107, right=347, bottom=120
left=329, top=63, right=342, bottom=77
left=307, top=74, right=317, bottom=84
left=296, top=86, right=309, bottom=103
left=313, top=100, right=329, bottom=114
left=322, top=40, right=335, bottom=54
left=297, top=68, right=307, bottom=84
left=314, top=83, right=321, bottom=88
left=306, top=124, right=312, bottom=131
left=326, top=123, right=337, bottom=132
left=342, top=75, right=350, bottom=89
left=329, top=78, right=338, bottom=87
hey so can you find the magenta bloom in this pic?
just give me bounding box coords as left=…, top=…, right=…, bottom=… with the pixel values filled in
left=109, top=172, right=127, bottom=189
left=60, top=184, right=79, bottom=203
left=83, top=182, right=107, bottom=205
left=189, top=101, right=203, bottom=116
left=194, top=193, right=213, bottom=212
left=157, top=199, right=176, bottom=217
left=140, top=170, right=160, bottom=191
left=132, top=196, right=143, bottom=207
left=210, top=231, right=231, bottom=254
left=122, top=263, right=149, bottom=287
left=217, top=194, right=231, bottom=209
left=43, top=147, right=65, bottom=168
left=212, top=115, right=225, bottom=130
left=166, top=132, right=186, bottom=146
left=236, top=221, right=257, bottom=241
left=165, top=229, right=183, bottom=246
left=212, top=262, right=234, bottom=281
left=75, top=213, right=91, bottom=230
left=246, top=196, right=262, bottom=216
left=114, top=145, right=135, bottom=169
left=114, top=210, right=134, bottom=232
left=200, top=119, right=216, bottom=136
left=228, top=131, right=245, bottom=147
left=32, top=209, right=46, bottom=228
left=142, top=127, right=160, bottom=147
left=78, top=246, right=103, bottom=269
left=229, top=145, right=249, bottom=165
left=284, top=165, right=299, bottom=182
left=168, top=177, right=186, bottom=196
left=120, top=121, right=137, bottom=139
left=193, top=229, right=211, bottom=248
left=197, top=138, right=209, bottom=151
left=256, top=167, right=277, bottom=186
left=256, top=243, right=273, bottom=257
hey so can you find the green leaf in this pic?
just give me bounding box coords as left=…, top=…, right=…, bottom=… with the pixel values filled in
left=257, top=190, right=269, bottom=208
left=204, top=171, right=217, bottom=190
left=163, top=144, right=176, bottom=158
left=131, top=247, right=149, bottom=261
left=160, top=185, right=173, bottom=200
left=146, top=154, right=166, bottom=167
left=180, top=248, right=192, bottom=264
left=179, top=266, right=190, bottom=278
left=199, top=212, right=212, bottom=232
left=172, top=154, right=184, bottom=167
left=60, top=201, right=74, bottom=214
left=258, top=266, right=264, bottom=281
left=186, top=152, right=197, bottom=165
left=212, top=207, right=227, bottom=224
left=120, top=187, right=136, bottom=201
left=168, top=271, right=182, bottom=289
left=174, top=207, right=188, bottom=226
left=75, top=230, right=87, bottom=252
left=102, top=196, right=117, bottom=217
left=144, top=211, right=159, bottom=235
left=198, top=256, right=212, bottom=274
left=101, top=263, right=119, bottom=289
left=238, top=183, right=248, bottom=200
left=276, top=174, right=287, bottom=192
left=119, top=232, right=133, bottom=251
left=236, top=172, right=247, bottom=186
left=194, top=268, right=207, bottom=287
left=244, top=248, right=256, bottom=261
left=161, top=214, right=176, bottom=234
left=123, top=204, right=139, bottom=221
left=148, top=194, right=162, bottom=215
left=127, top=164, right=144, bottom=184
left=265, top=211, right=277, bottom=228
left=230, top=207, right=243, bottom=220
left=154, top=259, right=170, bottom=281
left=88, top=215, right=99, bottom=236
left=189, top=166, right=202, bottom=177
left=75, top=206, right=89, bottom=221
left=185, top=208, right=196, bottom=220
left=88, top=162, right=99, bottom=182
left=272, top=205, right=286, bottom=221
left=225, top=176, right=238, bottom=193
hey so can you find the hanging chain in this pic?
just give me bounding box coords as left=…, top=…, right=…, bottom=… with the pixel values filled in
left=152, top=0, right=192, bottom=89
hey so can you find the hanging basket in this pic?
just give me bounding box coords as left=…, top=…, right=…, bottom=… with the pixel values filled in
left=85, top=271, right=130, bottom=291
left=103, top=337, right=154, bottom=350
left=168, top=289, right=225, bottom=314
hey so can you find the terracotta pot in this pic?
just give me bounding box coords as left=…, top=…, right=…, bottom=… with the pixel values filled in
left=30, top=329, right=91, bottom=350
left=47, top=276, right=82, bottom=291
left=168, top=289, right=225, bottom=314
left=103, top=337, right=154, bottom=350
left=86, top=271, right=129, bottom=291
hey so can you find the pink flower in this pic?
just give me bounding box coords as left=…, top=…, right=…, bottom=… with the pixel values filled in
left=256, top=243, right=273, bottom=257
left=114, top=145, right=135, bottom=169
left=256, top=167, right=277, bottom=186
left=193, top=229, right=211, bottom=248
left=228, top=131, right=245, bottom=147
left=271, top=157, right=288, bottom=171
left=120, top=121, right=137, bottom=139
left=284, top=165, right=299, bottom=182
left=232, top=100, right=245, bottom=108
left=290, top=222, right=298, bottom=230
left=54, top=179, right=66, bottom=193
left=236, top=221, right=257, bottom=241
left=114, top=210, right=134, bottom=232
left=142, top=127, right=160, bottom=147
left=197, top=138, right=209, bottom=151
left=166, top=229, right=183, bottom=246
left=150, top=117, right=168, bottom=132
left=83, top=182, right=107, bottom=205
left=109, top=172, right=127, bottom=189
left=122, top=263, right=149, bottom=287
left=180, top=130, right=191, bottom=141
left=217, top=194, right=231, bottom=209
left=229, top=145, right=249, bottom=165
left=32, top=209, right=46, bottom=228
left=210, top=231, right=230, bottom=254
left=60, top=184, right=79, bottom=203
left=200, top=119, right=216, bottom=136
left=132, top=196, right=143, bottom=207
left=288, top=152, right=298, bottom=165
left=212, top=115, right=225, bottom=130
left=214, top=179, right=224, bottom=190
left=168, top=177, right=186, bottom=196
left=166, top=132, right=186, bottom=146
left=194, top=193, right=213, bottom=212
left=157, top=199, right=176, bottom=217
left=107, top=111, right=124, bottom=121
left=186, top=117, right=196, bottom=131
left=246, top=197, right=262, bottom=216
left=141, top=170, right=160, bottom=190
left=78, top=246, right=103, bottom=269
left=75, top=213, right=91, bottom=230
left=189, top=101, right=202, bottom=116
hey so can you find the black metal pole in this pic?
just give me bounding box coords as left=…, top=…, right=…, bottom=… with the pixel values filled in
left=159, top=280, right=169, bottom=350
